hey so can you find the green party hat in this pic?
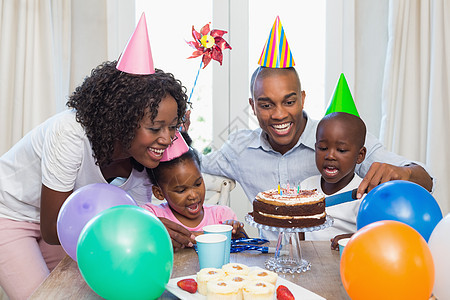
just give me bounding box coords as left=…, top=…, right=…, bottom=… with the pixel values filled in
left=325, top=73, right=359, bottom=117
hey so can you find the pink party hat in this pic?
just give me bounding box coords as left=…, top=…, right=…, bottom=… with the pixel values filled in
left=258, top=16, right=295, bottom=68
left=160, top=131, right=189, bottom=162
left=116, top=13, right=155, bottom=74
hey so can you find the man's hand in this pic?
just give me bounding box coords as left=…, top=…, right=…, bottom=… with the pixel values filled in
left=159, top=217, right=195, bottom=251
left=356, top=162, right=432, bottom=198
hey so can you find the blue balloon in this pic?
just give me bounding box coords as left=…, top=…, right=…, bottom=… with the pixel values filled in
left=357, top=180, right=442, bottom=241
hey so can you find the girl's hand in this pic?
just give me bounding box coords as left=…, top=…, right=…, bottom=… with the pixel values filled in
left=222, top=220, right=246, bottom=238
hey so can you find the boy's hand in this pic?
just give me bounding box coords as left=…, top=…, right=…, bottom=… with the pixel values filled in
left=222, top=220, right=246, bottom=238
left=357, top=162, right=432, bottom=199
left=159, top=217, right=196, bottom=251
left=330, top=233, right=353, bottom=250
left=357, top=162, right=410, bottom=198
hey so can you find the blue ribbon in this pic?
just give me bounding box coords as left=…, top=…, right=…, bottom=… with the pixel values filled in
left=194, top=236, right=270, bottom=254
left=230, top=245, right=272, bottom=253
left=231, top=237, right=269, bottom=246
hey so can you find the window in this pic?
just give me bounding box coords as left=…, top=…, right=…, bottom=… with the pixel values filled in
left=135, top=1, right=325, bottom=149
left=248, top=0, right=326, bottom=128
left=135, top=0, right=213, bottom=153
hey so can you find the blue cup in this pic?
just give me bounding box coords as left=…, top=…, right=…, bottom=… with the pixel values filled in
left=195, top=233, right=227, bottom=269
left=203, top=224, right=233, bottom=264
left=195, top=234, right=227, bottom=269
left=338, top=238, right=351, bottom=259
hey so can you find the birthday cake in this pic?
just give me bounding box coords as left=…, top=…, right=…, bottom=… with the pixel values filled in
left=252, top=188, right=326, bottom=228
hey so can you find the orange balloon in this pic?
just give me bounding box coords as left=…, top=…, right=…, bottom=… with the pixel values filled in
left=340, top=220, right=434, bottom=300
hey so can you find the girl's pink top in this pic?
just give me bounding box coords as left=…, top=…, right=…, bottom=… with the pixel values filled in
left=141, top=202, right=237, bottom=231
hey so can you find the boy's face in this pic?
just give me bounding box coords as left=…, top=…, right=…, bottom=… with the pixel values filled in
left=315, top=119, right=366, bottom=188
left=153, top=159, right=206, bottom=225
left=250, top=70, right=306, bottom=155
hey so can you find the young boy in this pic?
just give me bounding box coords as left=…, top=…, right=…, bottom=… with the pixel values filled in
left=141, top=132, right=246, bottom=238
left=301, top=112, right=367, bottom=248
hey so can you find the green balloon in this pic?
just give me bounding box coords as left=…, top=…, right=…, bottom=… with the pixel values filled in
left=325, top=73, right=360, bottom=117
left=77, top=205, right=173, bottom=300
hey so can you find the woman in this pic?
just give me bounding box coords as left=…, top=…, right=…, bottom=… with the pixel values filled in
left=0, top=61, right=194, bottom=299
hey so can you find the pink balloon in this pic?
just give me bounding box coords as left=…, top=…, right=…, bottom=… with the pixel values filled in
left=57, top=183, right=137, bottom=261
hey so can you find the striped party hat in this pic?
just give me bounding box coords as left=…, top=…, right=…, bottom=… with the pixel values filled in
left=258, top=16, right=295, bottom=68
left=325, top=73, right=360, bottom=117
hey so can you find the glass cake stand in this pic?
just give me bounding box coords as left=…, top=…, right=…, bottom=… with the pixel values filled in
left=245, top=214, right=334, bottom=274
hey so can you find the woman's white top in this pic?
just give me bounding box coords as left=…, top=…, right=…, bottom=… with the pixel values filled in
left=0, top=110, right=151, bottom=223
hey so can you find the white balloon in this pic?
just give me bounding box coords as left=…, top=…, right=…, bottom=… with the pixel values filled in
left=428, top=213, right=450, bottom=300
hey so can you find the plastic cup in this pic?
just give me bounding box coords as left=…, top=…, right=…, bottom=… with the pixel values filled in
left=203, top=224, right=233, bottom=264
left=338, top=238, right=351, bottom=259
left=195, top=233, right=227, bottom=269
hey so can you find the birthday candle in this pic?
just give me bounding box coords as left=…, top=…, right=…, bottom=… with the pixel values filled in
left=287, top=181, right=290, bottom=193
left=278, top=183, right=281, bottom=195
left=297, top=185, right=300, bottom=194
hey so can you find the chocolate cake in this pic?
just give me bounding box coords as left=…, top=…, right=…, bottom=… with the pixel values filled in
left=252, top=188, right=326, bottom=228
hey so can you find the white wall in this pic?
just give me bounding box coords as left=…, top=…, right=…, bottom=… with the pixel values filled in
left=326, top=0, right=389, bottom=138
left=212, top=0, right=258, bottom=237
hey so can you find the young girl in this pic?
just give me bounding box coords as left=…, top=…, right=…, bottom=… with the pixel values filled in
left=142, top=133, right=245, bottom=238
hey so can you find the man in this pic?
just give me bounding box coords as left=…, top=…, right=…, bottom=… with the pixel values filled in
left=201, top=66, right=433, bottom=205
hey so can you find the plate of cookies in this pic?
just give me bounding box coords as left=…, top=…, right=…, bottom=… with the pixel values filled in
left=165, top=262, right=325, bottom=299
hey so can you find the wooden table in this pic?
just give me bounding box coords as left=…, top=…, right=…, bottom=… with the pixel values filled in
left=30, top=241, right=349, bottom=299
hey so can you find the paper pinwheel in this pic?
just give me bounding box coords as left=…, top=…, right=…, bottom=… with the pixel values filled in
left=185, top=22, right=232, bottom=103
left=187, top=22, right=231, bottom=69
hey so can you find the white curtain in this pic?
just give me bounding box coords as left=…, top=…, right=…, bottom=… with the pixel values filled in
left=381, top=0, right=450, bottom=214
left=0, top=0, right=71, bottom=155
left=0, top=0, right=133, bottom=156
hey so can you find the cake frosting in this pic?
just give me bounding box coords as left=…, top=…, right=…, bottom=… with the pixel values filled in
left=252, top=188, right=326, bottom=227
left=256, top=188, right=325, bottom=204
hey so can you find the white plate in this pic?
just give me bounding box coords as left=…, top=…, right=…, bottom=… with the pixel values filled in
left=166, top=270, right=325, bottom=300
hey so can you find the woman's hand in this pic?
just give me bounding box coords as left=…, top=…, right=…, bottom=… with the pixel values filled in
left=40, top=185, right=73, bottom=245
left=158, top=217, right=196, bottom=251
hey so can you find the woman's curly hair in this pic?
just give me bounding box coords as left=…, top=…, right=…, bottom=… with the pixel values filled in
left=66, top=61, right=188, bottom=167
